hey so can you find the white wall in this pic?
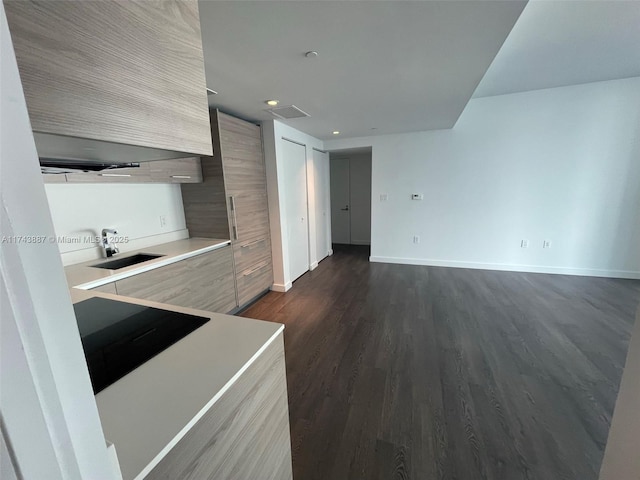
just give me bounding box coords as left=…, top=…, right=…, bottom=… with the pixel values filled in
left=325, top=77, right=640, bottom=278
left=262, top=120, right=328, bottom=291
left=1, top=5, right=118, bottom=478
left=45, top=183, right=189, bottom=265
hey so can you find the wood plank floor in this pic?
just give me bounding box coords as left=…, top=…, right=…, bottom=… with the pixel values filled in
left=241, top=245, right=640, bottom=480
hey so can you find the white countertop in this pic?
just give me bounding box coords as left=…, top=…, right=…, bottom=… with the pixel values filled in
left=65, top=237, right=230, bottom=290
left=72, top=289, right=283, bottom=480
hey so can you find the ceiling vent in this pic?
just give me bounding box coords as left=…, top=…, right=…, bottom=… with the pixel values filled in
left=266, top=105, right=310, bottom=120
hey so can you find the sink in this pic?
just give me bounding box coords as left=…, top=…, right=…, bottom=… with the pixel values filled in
left=91, top=253, right=164, bottom=270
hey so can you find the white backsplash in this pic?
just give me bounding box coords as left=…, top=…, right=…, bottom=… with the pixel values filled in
left=44, top=183, right=189, bottom=265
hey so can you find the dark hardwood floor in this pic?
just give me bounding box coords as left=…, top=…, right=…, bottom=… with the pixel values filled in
left=241, top=245, right=640, bottom=480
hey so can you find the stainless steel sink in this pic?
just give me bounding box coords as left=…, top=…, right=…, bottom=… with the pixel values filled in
left=91, top=253, right=164, bottom=270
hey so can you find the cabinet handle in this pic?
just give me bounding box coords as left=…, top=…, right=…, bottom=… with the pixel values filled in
left=170, top=175, right=191, bottom=179
left=241, top=239, right=264, bottom=249
left=229, top=195, right=238, bottom=241
left=243, top=262, right=268, bottom=276
left=99, top=173, right=131, bottom=177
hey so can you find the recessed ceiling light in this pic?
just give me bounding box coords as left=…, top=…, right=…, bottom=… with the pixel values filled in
left=305, top=51, right=319, bottom=58
left=266, top=100, right=279, bottom=106
left=332, top=131, right=340, bottom=135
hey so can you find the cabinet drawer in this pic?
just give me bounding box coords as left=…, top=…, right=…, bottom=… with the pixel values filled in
left=149, top=157, right=203, bottom=183
left=115, top=247, right=237, bottom=313
left=233, top=237, right=271, bottom=274
left=66, top=163, right=151, bottom=183
left=236, top=260, right=273, bottom=307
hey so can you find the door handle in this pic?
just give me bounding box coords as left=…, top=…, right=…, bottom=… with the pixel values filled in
left=341, top=205, right=349, bottom=211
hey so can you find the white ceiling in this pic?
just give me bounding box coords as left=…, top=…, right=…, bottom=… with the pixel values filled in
left=198, top=0, right=526, bottom=140
left=474, top=0, right=640, bottom=98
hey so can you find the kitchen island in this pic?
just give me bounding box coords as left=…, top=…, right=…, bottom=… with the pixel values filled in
left=70, top=288, right=292, bottom=480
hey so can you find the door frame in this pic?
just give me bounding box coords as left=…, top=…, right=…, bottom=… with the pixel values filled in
left=328, top=148, right=373, bottom=247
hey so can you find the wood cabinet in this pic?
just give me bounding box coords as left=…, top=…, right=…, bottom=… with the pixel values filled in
left=149, top=158, right=203, bottom=184
left=5, top=0, right=212, bottom=161
left=45, top=158, right=202, bottom=184
left=146, top=332, right=293, bottom=480
left=114, top=247, right=237, bottom=314
left=182, top=111, right=274, bottom=309
left=65, top=163, right=153, bottom=184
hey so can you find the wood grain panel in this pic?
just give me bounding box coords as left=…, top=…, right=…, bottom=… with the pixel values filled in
left=149, top=158, right=203, bottom=183
left=222, top=155, right=267, bottom=194
left=115, top=247, right=237, bottom=313
left=180, top=155, right=231, bottom=239
left=42, top=174, right=67, bottom=183
left=217, top=111, right=262, bottom=140
left=5, top=0, right=212, bottom=156
left=230, top=192, right=271, bottom=244
left=233, top=236, right=272, bottom=275
left=89, top=282, right=117, bottom=295
left=65, top=163, right=151, bottom=184
left=147, top=332, right=293, bottom=480
left=236, top=260, right=273, bottom=307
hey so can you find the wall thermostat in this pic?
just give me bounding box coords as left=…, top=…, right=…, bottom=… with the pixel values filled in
left=411, top=193, right=424, bottom=200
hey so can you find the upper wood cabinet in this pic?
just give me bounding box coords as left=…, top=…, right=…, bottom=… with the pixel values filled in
left=45, top=158, right=203, bottom=184
left=5, top=0, right=213, bottom=161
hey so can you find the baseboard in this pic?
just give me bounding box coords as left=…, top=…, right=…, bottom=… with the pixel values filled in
left=271, top=281, right=292, bottom=293
left=350, top=241, right=371, bottom=246
left=309, top=261, right=319, bottom=271
left=369, top=256, right=640, bottom=280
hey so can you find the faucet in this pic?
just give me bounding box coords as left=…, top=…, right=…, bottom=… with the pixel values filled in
left=101, top=228, right=120, bottom=257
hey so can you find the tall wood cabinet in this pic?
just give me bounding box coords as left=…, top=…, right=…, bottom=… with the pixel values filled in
left=182, top=111, right=273, bottom=309
left=5, top=0, right=212, bottom=161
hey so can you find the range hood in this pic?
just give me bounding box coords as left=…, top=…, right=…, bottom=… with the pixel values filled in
left=40, top=159, right=140, bottom=175
left=36, top=132, right=202, bottom=174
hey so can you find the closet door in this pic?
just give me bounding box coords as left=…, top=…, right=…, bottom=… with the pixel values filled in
left=313, top=149, right=331, bottom=262
left=282, top=140, right=310, bottom=282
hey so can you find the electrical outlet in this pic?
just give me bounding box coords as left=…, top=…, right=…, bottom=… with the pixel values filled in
left=543, top=240, right=552, bottom=249
left=159, top=215, right=167, bottom=228
left=521, top=239, right=529, bottom=248
left=413, top=235, right=420, bottom=244
left=380, top=193, right=388, bottom=202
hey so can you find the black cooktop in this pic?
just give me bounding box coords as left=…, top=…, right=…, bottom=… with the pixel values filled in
left=74, top=297, right=209, bottom=394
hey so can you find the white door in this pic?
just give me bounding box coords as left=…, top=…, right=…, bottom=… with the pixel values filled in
left=313, top=149, right=330, bottom=261
left=282, top=140, right=310, bottom=282
left=330, top=158, right=351, bottom=244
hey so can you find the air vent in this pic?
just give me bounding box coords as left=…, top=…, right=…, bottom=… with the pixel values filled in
left=266, top=105, right=310, bottom=120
